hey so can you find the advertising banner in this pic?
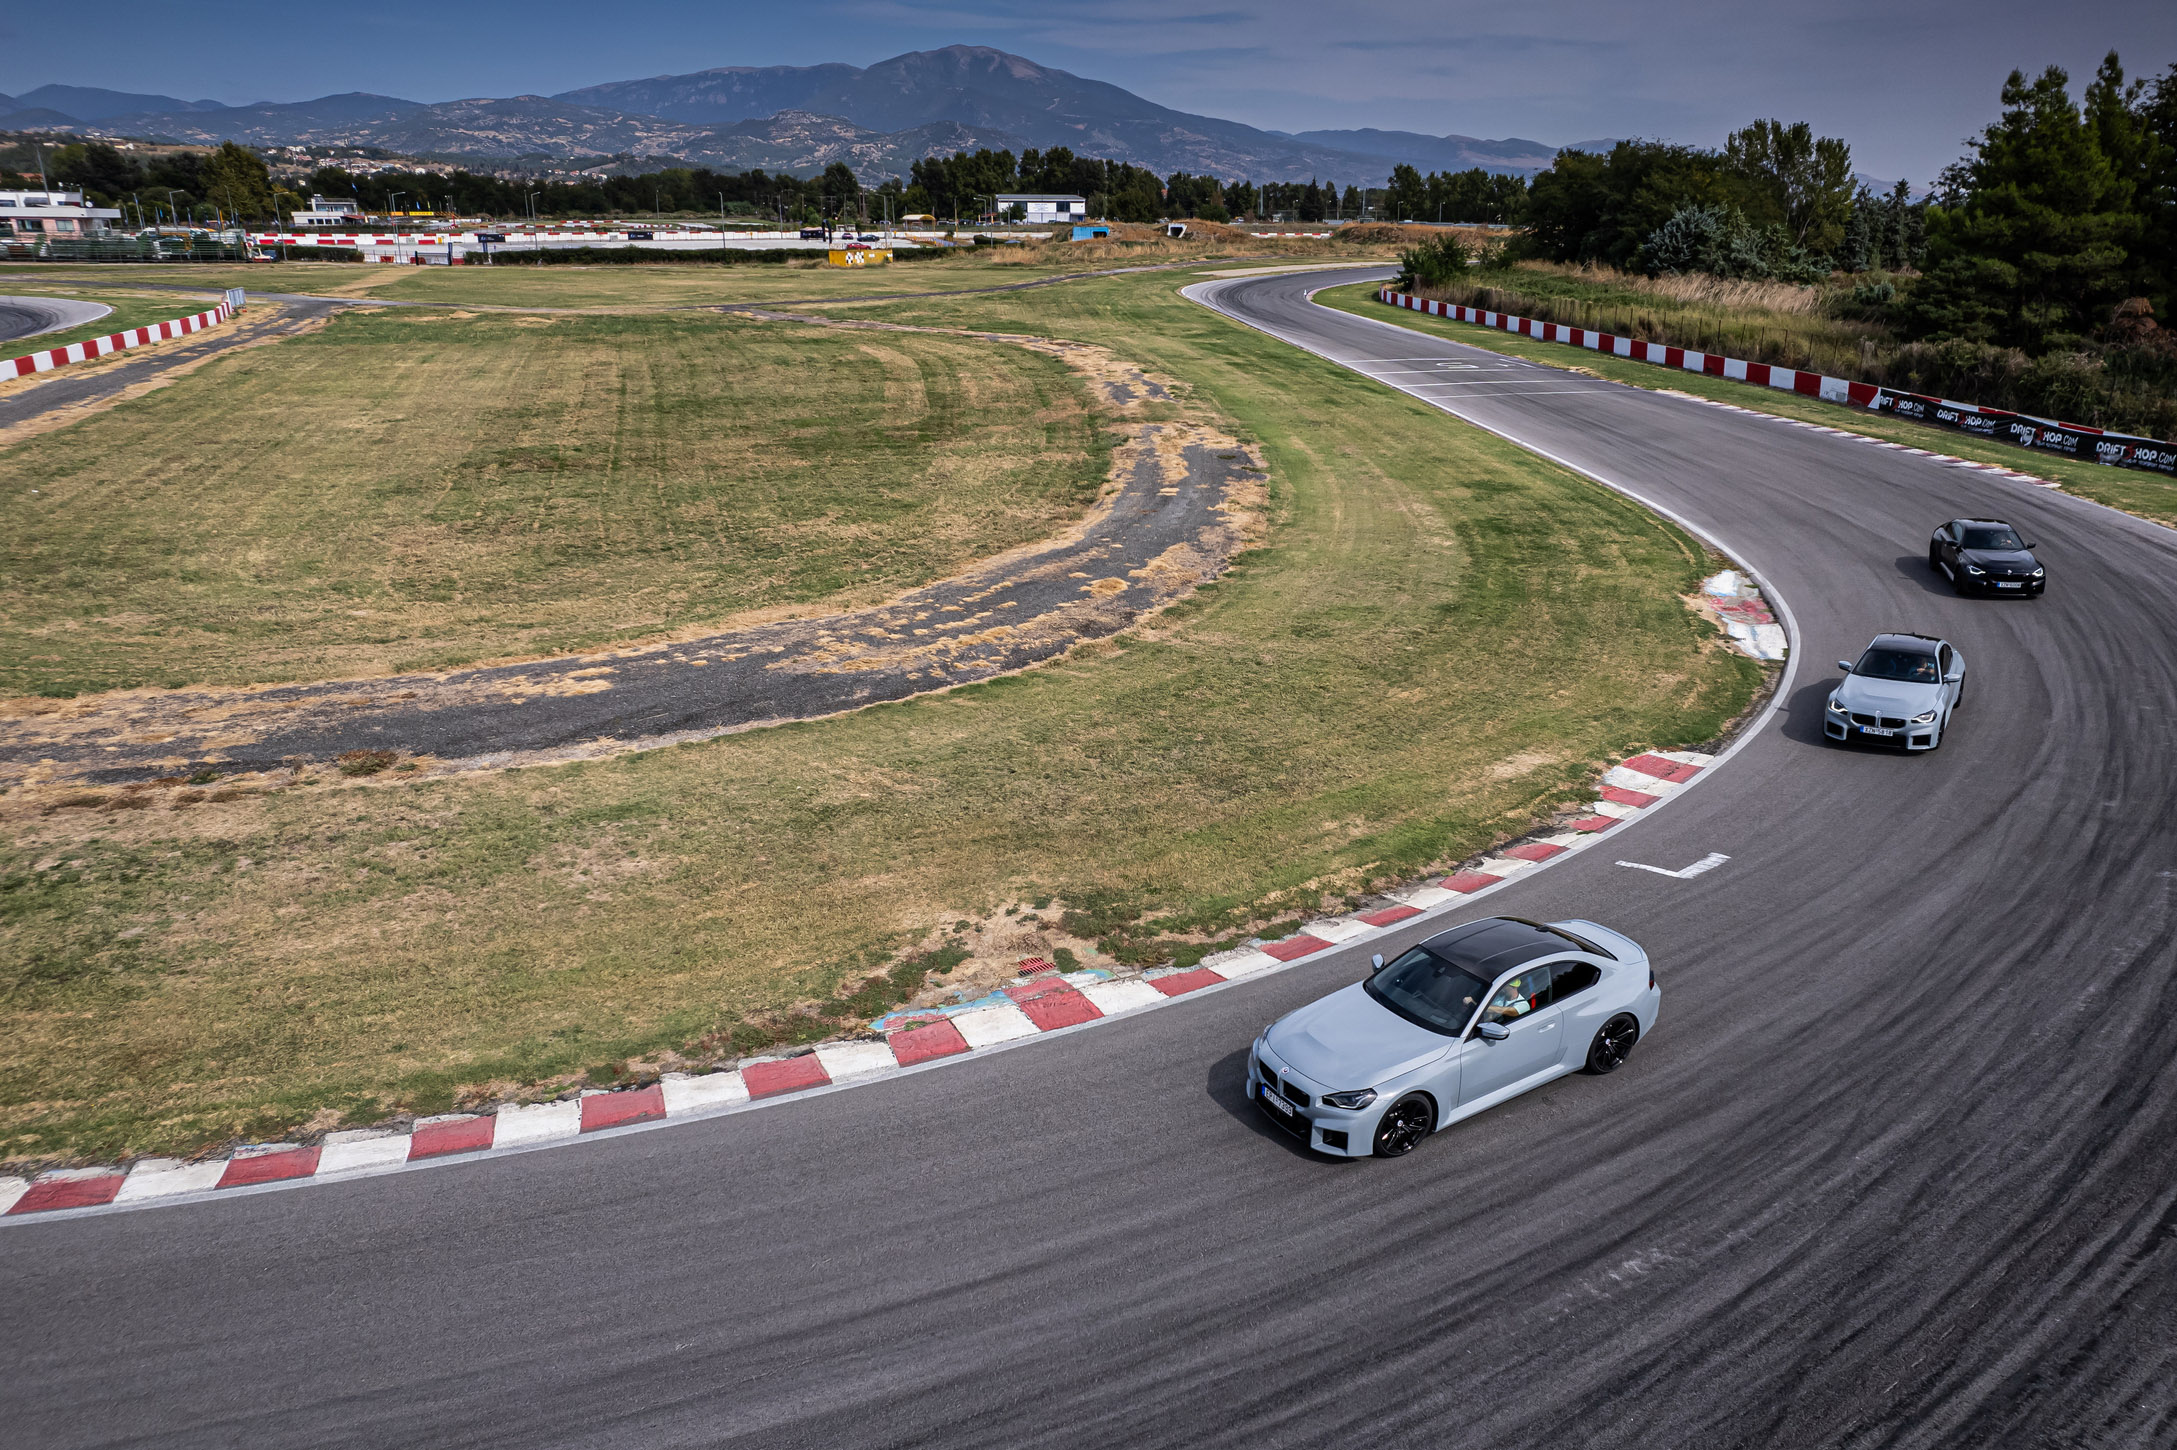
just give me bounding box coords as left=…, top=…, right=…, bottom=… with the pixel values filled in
left=1869, top=389, right=2175, bottom=475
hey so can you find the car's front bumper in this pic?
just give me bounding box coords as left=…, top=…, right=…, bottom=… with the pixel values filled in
left=1825, top=709, right=1940, bottom=750
left=1961, top=573, right=2044, bottom=595
left=1249, top=1048, right=1378, bottom=1158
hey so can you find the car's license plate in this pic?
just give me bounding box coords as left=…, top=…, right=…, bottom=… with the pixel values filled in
left=1997, top=582, right=2021, bottom=588
left=1260, top=1085, right=1294, bottom=1115
left=1858, top=724, right=1895, bottom=736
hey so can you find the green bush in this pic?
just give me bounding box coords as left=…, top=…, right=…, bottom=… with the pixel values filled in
left=1394, top=233, right=1472, bottom=291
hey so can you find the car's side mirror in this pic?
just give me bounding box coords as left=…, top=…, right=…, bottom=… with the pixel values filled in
left=1946, top=669, right=1963, bottom=682
left=1369, top=953, right=1383, bottom=973
left=1475, top=1022, right=1510, bottom=1042
left=1837, top=660, right=1854, bottom=673
left=2023, top=540, right=2038, bottom=549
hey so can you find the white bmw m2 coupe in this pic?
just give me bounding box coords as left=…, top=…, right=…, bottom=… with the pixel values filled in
left=1251, top=916, right=1659, bottom=1158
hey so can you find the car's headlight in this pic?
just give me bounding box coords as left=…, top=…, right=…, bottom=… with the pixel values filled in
left=1966, top=564, right=1985, bottom=575
left=1912, top=710, right=1938, bottom=723
left=1321, top=1088, right=1378, bottom=1110
left=2033, top=567, right=2045, bottom=577
left=1827, top=697, right=1847, bottom=713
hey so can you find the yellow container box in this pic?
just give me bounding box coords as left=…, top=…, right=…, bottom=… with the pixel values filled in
left=827, top=248, right=892, bottom=267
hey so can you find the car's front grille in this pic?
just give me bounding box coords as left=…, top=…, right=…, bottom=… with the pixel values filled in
left=1258, top=1058, right=1312, bottom=1109
left=1849, top=713, right=1909, bottom=729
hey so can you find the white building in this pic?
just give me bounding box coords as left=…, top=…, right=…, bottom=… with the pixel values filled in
left=0, top=188, right=123, bottom=238
left=289, top=194, right=364, bottom=227
left=994, top=194, right=1087, bottom=224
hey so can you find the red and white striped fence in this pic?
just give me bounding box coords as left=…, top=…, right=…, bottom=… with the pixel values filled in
left=1377, top=287, right=2177, bottom=475
left=4, top=289, right=245, bottom=380
left=1380, top=286, right=1881, bottom=404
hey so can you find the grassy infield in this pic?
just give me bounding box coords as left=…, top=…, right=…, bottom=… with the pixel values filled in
left=1, top=255, right=1760, bottom=1166
left=3, top=310, right=1105, bottom=694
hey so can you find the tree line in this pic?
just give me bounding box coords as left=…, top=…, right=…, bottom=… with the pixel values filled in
left=18, top=133, right=1539, bottom=230
left=1516, top=53, right=2175, bottom=358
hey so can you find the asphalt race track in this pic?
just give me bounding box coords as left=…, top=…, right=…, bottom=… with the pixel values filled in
left=0, top=294, right=112, bottom=343
left=5, top=267, right=2175, bottom=1449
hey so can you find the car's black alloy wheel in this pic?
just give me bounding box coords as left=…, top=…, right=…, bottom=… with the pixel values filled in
left=1584, top=1015, right=1640, bottom=1074
left=1372, top=1094, right=1435, bottom=1158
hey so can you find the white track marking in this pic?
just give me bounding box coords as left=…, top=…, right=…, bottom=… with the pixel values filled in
left=1615, top=853, right=1732, bottom=879
left=813, top=1042, right=900, bottom=1082
left=491, top=1100, right=585, bottom=1146
left=115, top=1160, right=227, bottom=1202
left=316, top=1132, right=413, bottom=1175
left=660, top=1072, right=750, bottom=1116
left=1207, top=949, right=1279, bottom=979
left=1080, top=979, right=1166, bottom=1015
left=952, top=1002, right=1040, bottom=1049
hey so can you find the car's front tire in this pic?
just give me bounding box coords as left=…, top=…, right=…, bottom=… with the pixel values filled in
left=1371, top=1093, right=1435, bottom=1158
left=1583, top=1015, right=1641, bottom=1074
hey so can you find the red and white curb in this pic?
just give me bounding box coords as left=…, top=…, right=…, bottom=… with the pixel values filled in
left=1, top=747, right=1716, bottom=1221
left=2, top=289, right=244, bottom=379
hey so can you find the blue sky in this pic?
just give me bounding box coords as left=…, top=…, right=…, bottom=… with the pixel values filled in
left=4, top=0, right=2172, bottom=182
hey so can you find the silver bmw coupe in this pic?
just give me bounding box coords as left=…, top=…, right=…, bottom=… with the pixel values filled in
left=1251, top=916, right=1660, bottom=1159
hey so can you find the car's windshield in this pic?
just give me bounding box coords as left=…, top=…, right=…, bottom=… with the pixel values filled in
left=1366, top=947, right=1491, bottom=1037
left=1853, top=647, right=1940, bottom=683
left=1961, top=526, right=2024, bottom=550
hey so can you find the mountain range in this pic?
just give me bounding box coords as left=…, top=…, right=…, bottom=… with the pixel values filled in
left=0, top=47, right=1608, bottom=183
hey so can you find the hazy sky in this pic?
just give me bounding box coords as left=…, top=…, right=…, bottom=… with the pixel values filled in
left=5, top=0, right=2173, bottom=182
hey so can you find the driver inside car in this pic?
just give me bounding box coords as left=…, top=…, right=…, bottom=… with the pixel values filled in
left=1482, top=974, right=1543, bottom=1026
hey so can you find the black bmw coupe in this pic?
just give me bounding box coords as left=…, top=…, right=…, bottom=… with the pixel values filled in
left=1929, top=517, right=2046, bottom=596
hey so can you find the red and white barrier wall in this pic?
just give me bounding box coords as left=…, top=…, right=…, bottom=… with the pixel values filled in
left=4, top=290, right=244, bottom=379
left=1381, top=286, right=1880, bottom=402
left=1377, top=288, right=2177, bottom=476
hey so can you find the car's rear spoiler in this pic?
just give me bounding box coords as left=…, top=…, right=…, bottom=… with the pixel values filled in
left=1549, top=919, right=1645, bottom=962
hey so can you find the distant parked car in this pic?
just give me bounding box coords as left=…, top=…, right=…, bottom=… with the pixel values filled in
left=1824, top=632, right=1964, bottom=750
left=1251, top=917, right=1658, bottom=1158
left=1929, top=517, right=2045, bottom=595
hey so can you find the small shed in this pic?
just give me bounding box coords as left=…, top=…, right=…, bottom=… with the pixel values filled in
left=1071, top=224, right=1110, bottom=241
left=996, top=194, right=1088, bottom=225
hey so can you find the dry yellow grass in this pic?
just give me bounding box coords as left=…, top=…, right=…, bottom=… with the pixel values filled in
left=0, top=307, right=1107, bottom=694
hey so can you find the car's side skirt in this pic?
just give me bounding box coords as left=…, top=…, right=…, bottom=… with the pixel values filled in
left=1436, top=1063, right=1580, bottom=1132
